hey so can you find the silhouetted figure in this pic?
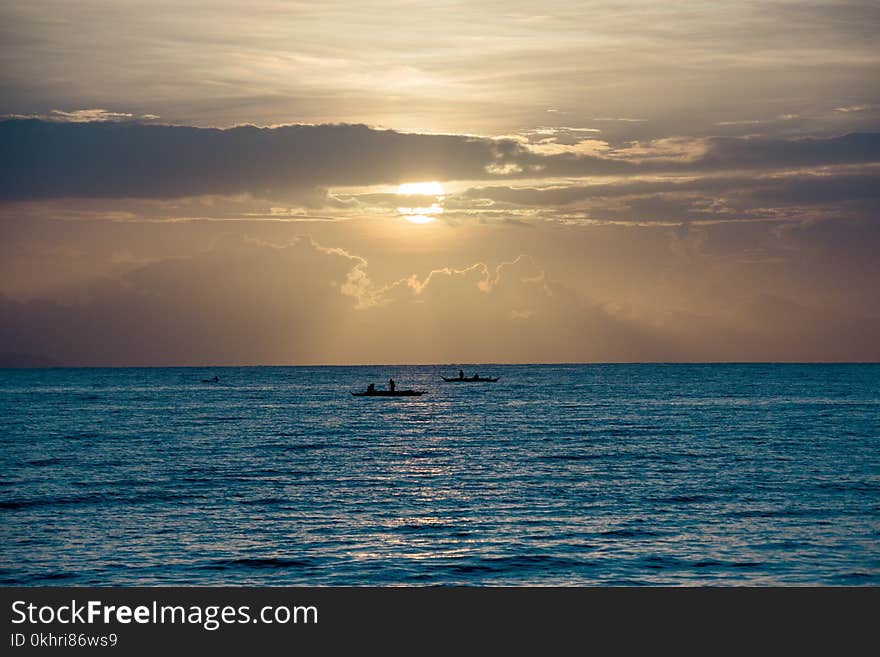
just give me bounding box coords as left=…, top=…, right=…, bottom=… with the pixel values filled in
left=459, top=369, right=464, bottom=379
left=474, top=373, right=480, bottom=380
left=389, top=378, right=396, bottom=392
left=213, top=375, right=219, bottom=382
left=367, top=383, right=376, bottom=393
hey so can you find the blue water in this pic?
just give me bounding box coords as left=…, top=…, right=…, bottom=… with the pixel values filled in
left=1, top=364, right=878, bottom=586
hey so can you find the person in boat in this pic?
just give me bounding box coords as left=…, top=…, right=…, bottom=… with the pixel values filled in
left=367, top=383, right=376, bottom=393
left=389, top=378, right=395, bottom=391
left=459, top=369, right=464, bottom=379
left=473, top=373, right=480, bottom=380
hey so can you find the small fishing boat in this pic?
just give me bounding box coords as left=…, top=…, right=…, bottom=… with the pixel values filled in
left=351, top=390, right=426, bottom=397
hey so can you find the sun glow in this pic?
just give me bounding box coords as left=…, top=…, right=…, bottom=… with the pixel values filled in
left=398, top=182, right=444, bottom=196
left=397, top=181, right=445, bottom=223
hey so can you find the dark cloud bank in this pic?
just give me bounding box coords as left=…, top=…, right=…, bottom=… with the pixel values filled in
left=2, top=118, right=879, bottom=200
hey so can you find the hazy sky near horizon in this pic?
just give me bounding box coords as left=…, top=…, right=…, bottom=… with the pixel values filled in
left=1, top=1, right=878, bottom=364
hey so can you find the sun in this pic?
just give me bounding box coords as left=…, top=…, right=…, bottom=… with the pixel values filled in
left=397, top=181, right=445, bottom=223
left=398, top=181, right=444, bottom=196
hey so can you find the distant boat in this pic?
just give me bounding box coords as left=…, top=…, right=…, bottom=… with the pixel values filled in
left=201, top=376, right=220, bottom=383
left=351, top=390, right=426, bottom=397
left=442, top=376, right=498, bottom=382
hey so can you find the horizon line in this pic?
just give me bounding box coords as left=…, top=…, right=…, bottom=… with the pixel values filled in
left=2, top=361, right=879, bottom=370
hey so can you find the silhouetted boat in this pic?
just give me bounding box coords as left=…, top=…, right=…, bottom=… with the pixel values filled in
left=442, top=376, right=499, bottom=382
left=351, top=390, right=426, bottom=397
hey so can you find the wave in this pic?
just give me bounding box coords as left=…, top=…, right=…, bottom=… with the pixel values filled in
left=0, top=490, right=195, bottom=510
left=203, top=557, right=316, bottom=570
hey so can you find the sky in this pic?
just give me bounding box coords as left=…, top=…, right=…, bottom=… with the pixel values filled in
left=0, top=0, right=878, bottom=365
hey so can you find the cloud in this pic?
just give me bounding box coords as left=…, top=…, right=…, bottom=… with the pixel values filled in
left=748, top=173, right=880, bottom=205
left=0, top=236, right=369, bottom=365
left=457, top=172, right=880, bottom=225
left=3, top=118, right=879, bottom=202
left=0, top=233, right=717, bottom=365
left=601, top=137, right=710, bottom=162
left=0, top=119, right=526, bottom=201
left=696, top=132, right=880, bottom=171
left=716, top=119, right=764, bottom=127
left=47, top=109, right=136, bottom=122
left=533, top=133, right=880, bottom=178
left=2, top=231, right=878, bottom=366
left=382, top=254, right=543, bottom=299
left=2, top=1, right=877, bottom=141
left=1, top=109, right=139, bottom=122
left=591, top=117, right=647, bottom=123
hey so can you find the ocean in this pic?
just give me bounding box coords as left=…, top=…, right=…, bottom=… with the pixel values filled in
left=1, top=364, right=878, bottom=586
